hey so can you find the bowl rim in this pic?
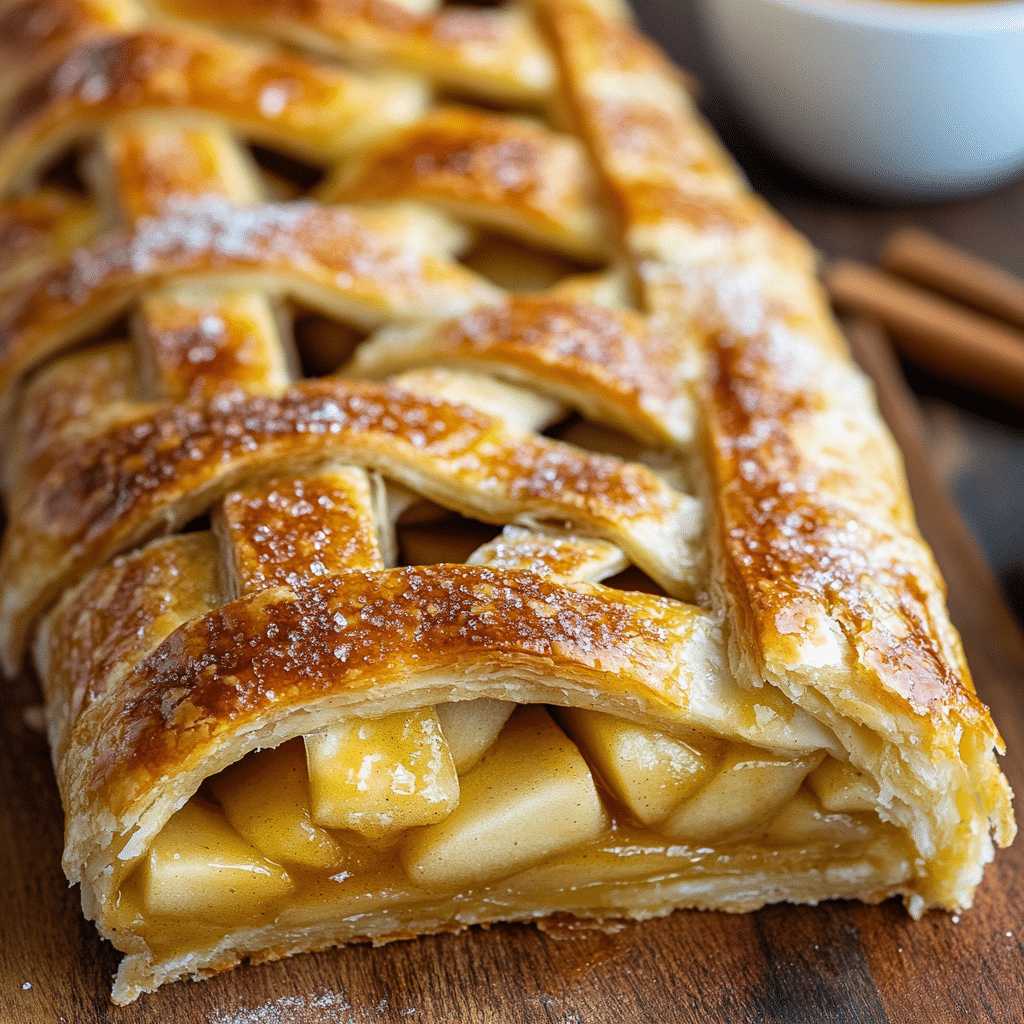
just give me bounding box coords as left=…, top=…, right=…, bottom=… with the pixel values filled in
left=746, top=0, right=1024, bottom=32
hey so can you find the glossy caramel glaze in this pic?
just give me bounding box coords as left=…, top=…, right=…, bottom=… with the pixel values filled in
left=35, top=532, right=223, bottom=769
left=6, top=341, right=140, bottom=497
left=537, top=0, right=811, bottom=327
left=155, top=0, right=555, bottom=104
left=1, top=27, right=428, bottom=193
left=0, top=189, right=98, bottom=294
left=137, top=288, right=292, bottom=402
left=350, top=294, right=696, bottom=446
left=1, top=376, right=700, bottom=671
left=707, top=324, right=968, bottom=713
left=219, top=468, right=386, bottom=593
left=99, top=125, right=265, bottom=222
left=0, top=198, right=496, bottom=416
left=49, top=563, right=715, bottom=822
left=324, top=106, right=604, bottom=259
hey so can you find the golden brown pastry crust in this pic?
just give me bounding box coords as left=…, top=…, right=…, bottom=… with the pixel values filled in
left=4, top=376, right=702, bottom=667
left=347, top=294, right=697, bottom=446
left=321, top=105, right=607, bottom=259
left=156, top=0, right=556, bottom=104
left=538, top=0, right=1013, bottom=896
left=1, top=0, right=1014, bottom=1003
left=0, top=199, right=497, bottom=419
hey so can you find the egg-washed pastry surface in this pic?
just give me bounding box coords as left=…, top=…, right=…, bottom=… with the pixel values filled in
left=0, top=0, right=1014, bottom=1004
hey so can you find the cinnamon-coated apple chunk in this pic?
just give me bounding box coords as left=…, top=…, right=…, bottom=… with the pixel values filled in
left=662, top=745, right=826, bottom=842
left=139, top=801, right=294, bottom=922
left=304, top=707, right=459, bottom=839
left=557, top=706, right=716, bottom=825
left=400, top=704, right=608, bottom=887
left=209, top=738, right=347, bottom=870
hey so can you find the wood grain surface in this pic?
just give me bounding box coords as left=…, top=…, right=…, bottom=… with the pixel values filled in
left=2, top=318, right=1022, bottom=1024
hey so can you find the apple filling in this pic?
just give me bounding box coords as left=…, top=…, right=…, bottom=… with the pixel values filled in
left=118, top=702, right=910, bottom=954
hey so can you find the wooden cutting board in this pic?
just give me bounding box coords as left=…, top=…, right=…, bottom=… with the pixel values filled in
left=2, top=320, right=1022, bottom=1024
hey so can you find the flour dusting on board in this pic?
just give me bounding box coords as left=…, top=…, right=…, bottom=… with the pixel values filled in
left=208, top=991, right=418, bottom=1024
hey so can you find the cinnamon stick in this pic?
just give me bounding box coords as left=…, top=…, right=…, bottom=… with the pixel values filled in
left=881, top=228, right=1024, bottom=330
left=825, top=259, right=1024, bottom=407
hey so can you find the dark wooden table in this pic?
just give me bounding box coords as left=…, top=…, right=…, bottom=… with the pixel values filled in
left=3, top=7, right=1024, bottom=1021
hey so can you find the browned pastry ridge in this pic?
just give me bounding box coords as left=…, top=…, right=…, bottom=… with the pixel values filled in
left=0, top=0, right=1014, bottom=1004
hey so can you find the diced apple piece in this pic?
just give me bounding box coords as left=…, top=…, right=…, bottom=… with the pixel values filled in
left=808, top=757, right=880, bottom=814
left=762, top=790, right=870, bottom=848
left=400, top=704, right=608, bottom=887
left=558, top=707, right=716, bottom=825
left=305, top=707, right=459, bottom=839
left=435, top=699, right=516, bottom=773
left=662, top=745, right=825, bottom=843
left=208, top=739, right=347, bottom=870
left=140, top=800, right=293, bottom=922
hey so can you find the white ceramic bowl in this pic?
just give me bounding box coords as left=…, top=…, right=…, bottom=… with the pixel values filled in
left=695, top=0, right=1024, bottom=199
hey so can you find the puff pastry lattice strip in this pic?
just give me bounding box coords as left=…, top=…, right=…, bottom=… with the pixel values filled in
left=0, top=0, right=1014, bottom=1004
